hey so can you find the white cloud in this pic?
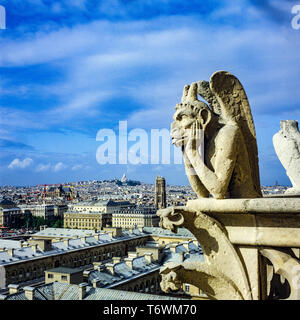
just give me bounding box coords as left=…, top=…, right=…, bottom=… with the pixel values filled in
left=71, top=164, right=82, bottom=171
left=53, top=162, right=67, bottom=172
left=35, top=163, right=51, bottom=172
left=1, top=15, right=299, bottom=132
left=8, top=158, right=33, bottom=169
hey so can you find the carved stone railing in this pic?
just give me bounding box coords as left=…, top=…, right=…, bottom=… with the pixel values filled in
left=158, top=197, right=300, bottom=300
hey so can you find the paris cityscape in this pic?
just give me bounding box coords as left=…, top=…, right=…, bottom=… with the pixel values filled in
left=0, top=174, right=289, bottom=301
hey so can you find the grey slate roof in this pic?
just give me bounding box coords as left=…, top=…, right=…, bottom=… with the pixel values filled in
left=0, top=199, right=16, bottom=207
left=5, top=282, right=185, bottom=300
left=162, top=242, right=204, bottom=264
left=32, top=227, right=96, bottom=239
left=88, top=256, right=161, bottom=288
left=143, top=227, right=195, bottom=238
left=74, top=199, right=132, bottom=207
left=0, top=239, right=22, bottom=249
left=45, top=267, right=83, bottom=274
left=0, top=229, right=145, bottom=266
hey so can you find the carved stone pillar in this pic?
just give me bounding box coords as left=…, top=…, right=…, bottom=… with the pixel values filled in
left=158, top=198, right=300, bottom=300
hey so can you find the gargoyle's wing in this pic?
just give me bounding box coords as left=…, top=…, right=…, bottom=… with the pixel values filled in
left=197, top=80, right=222, bottom=116
left=209, top=70, right=262, bottom=196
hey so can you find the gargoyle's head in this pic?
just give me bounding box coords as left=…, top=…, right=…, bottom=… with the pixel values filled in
left=171, top=100, right=212, bottom=147
left=160, top=270, right=182, bottom=293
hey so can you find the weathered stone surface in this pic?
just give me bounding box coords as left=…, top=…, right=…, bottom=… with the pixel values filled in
left=158, top=206, right=252, bottom=300
left=260, top=248, right=300, bottom=300
left=170, top=71, right=261, bottom=199
left=158, top=198, right=300, bottom=299
left=186, top=198, right=300, bottom=247
left=273, top=120, right=300, bottom=195
left=158, top=71, right=300, bottom=300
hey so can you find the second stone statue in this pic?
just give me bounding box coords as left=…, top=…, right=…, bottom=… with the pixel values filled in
left=273, top=120, right=300, bottom=195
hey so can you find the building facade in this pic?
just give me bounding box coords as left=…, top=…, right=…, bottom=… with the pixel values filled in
left=46, top=185, right=74, bottom=200
left=64, top=200, right=137, bottom=231
left=45, top=267, right=84, bottom=285
left=63, top=211, right=112, bottom=230
left=112, top=207, right=159, bottom=229
left=0, top=200, right=25, bottom=229
left=20, top=204, right=55, bottom=221
left=69, top=199, right=134, bottom=214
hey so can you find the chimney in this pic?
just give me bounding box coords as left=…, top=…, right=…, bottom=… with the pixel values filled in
left=7, top=249, right=14, bottom=257
left=93, top=262, right=102, bottom=270
left=112, top=257, right=121, bottom=264
left=78, top=282, right=88, bottom=300
left=92, top=279, right=100, bottom=288
left=8, top=284, right=20, bottom=295
left=182, top=242, right=190, bottom=251
left=105, top=263, right=115, bottom=275
left=179, top=251, right=185, bottom=262
left=107, top=231, right=114, bottom=238
left=64, top=239, right=70, bottom=247
left=128, top=252, right=138, bottom=258
left=83, top=270, right=91, bottom=279
left=124, top=257, right=134, bottom=269
left=31, top=244, right=38, bottom=254
left=94, top=234, right=100, bottom=241
left=97, top=265, right=104, bottom=272
left=169, top=245, right=177, bottom=253
left=144, top=253, right=153, bottom=263
left=81, top=236, right=87, bottom=243
left=24, top=286, right=35, bottom=300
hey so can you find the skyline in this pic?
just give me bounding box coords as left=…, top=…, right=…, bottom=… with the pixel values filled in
left=0, top=0, right=300, bottom=187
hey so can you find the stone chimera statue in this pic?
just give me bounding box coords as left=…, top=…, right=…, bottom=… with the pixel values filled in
left=157, top=71, right=300, bottom=300
left=171, top=70, right=262, bottom=199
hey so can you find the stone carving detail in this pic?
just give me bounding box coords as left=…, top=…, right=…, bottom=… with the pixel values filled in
left=260, top=248, right=300, bottom=300
left=273, top=120, right=300, bottom=195
left=158, top=71, right=300, bottom=300
left=171, top=70, right=262, bottom=199
left=158, top=207, right=252, bottom=300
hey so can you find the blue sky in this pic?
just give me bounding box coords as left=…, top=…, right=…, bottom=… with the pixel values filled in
left=0, top=0, right=299, bottom=186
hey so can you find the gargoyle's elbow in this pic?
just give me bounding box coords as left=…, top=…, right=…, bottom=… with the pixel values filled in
left=210, top=188, right=227, bottom=199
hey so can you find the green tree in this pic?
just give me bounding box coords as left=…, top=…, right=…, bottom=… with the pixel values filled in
left=52, top=219, right=63, bottom=228
left=25, top=211, right=33, bottom=228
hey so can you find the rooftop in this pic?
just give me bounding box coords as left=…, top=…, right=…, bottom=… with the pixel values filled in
left=0, top=228, right=145, bottom=266
left=89, top=256, right=161, bottom=287
left=143, top=227, right=195, bottom=239
left=32, top=227, right=96, bottom=238
left=45, top=267, right=83, bottom=274
left=74, top=199, right=133, bottom=207
left=4, top=281, right=185, bottom=300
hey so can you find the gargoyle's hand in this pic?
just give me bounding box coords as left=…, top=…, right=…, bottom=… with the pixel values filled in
left=185, top=120, right=204, bottom=160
